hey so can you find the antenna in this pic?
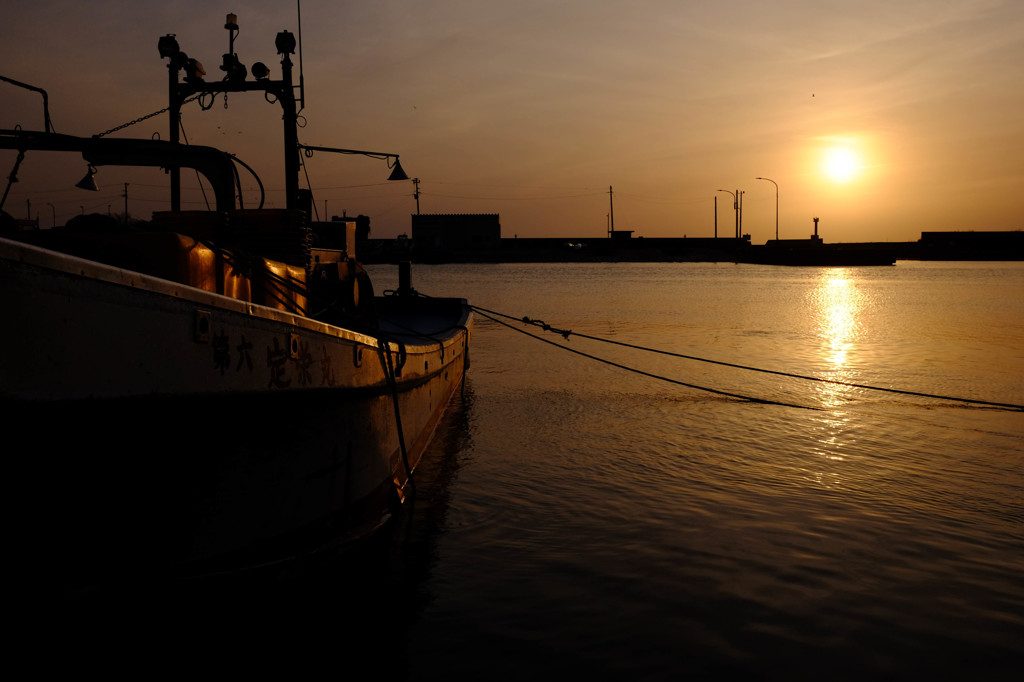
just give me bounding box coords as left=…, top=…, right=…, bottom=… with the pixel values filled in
left=297, top=0, right=305, bottom=112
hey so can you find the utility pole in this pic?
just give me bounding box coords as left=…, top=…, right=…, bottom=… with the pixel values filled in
left=412, top=178, right=421, bottom=214
left=608, top=185, right=615, bottom=238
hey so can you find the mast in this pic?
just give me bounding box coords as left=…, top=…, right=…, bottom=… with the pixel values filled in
left=162, top=19, right=301, bottom=212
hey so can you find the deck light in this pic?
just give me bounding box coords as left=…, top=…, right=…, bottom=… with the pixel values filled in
left=387, top=158, right=409, bottom=181
left=221, top=53, right=248, bottom=83
left=222, top=13, right=245, bottom=80
left=251, top=62, right=270, bottom=80
left=158, top=34, right=180, bottom=59
left=75, top=165, right=99, bottom=191
left=224, top=13, right=241, bottom=79
left=184, top=58, right=206, bottom=84
left=275, top=30, right=296, bottom=55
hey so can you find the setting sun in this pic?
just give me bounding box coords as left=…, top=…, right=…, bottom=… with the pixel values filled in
left=1, top=1, right=1020, bottom=245
left=822, top=146, right=863, bottom=184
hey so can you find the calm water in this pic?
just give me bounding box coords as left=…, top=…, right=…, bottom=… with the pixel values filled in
left=50, top=261, right=1024, bottom=678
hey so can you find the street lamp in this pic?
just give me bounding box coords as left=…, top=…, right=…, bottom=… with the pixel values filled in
left=716, top=189, right=738, bottom=239
left=755, top=176, right=778, bottom=241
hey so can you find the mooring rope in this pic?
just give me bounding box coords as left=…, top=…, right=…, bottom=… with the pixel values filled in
left=379, top=337, right=416, bottom=498
left=472, top=307, right=819, bottom=410
left=467, top=303, right=1024, bottom=412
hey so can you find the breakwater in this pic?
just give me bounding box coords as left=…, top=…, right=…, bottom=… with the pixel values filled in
left=360, top=230, right=1023, bottom=264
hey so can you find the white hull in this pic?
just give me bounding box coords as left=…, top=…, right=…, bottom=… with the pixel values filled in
left=1, top=237, right=470, bottom=584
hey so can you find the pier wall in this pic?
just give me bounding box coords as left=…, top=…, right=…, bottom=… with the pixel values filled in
left=359, top=231, right=1022, bottom=264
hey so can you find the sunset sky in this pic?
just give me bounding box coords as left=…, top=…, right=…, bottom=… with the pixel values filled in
left=2, top=0, right=1022, bottom=242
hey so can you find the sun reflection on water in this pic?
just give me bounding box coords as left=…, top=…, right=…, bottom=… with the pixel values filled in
left=815, top=272, right=862, bottom=371
left=806, top=270, right=868, bottom=479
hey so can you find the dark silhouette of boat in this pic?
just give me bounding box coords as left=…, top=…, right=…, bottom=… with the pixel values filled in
left=0, top=15, right=470, bottom=587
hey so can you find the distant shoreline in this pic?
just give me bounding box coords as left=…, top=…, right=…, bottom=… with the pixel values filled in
left=360, top=231, right=1024, bottom=265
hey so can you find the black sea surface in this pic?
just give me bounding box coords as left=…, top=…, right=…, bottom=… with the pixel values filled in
left=38, top=261, right=1024, bottom=679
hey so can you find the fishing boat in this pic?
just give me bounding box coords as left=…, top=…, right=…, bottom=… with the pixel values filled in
left=0, top=16, right=471, bottom=587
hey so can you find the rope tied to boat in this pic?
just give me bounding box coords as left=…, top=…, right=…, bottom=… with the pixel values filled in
left=477, top=307, right=817, bottom=410
left=378, top=337, right=416, bottom=499
left=521, top=316, right=573, bottom=340
left=468, top=302, right=1024, bottom=412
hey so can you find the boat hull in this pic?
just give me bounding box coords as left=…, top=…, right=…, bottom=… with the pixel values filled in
left=1, top=237, right=470, bottom=586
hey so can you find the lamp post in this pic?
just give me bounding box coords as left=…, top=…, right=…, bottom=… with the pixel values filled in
left=737, top=189, right=744, bottom=238
left=755, top=176, right=778, bottom=241
left=608, top=185, right=615, bottom=238
left=716, top=189, right=737, bottom=239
